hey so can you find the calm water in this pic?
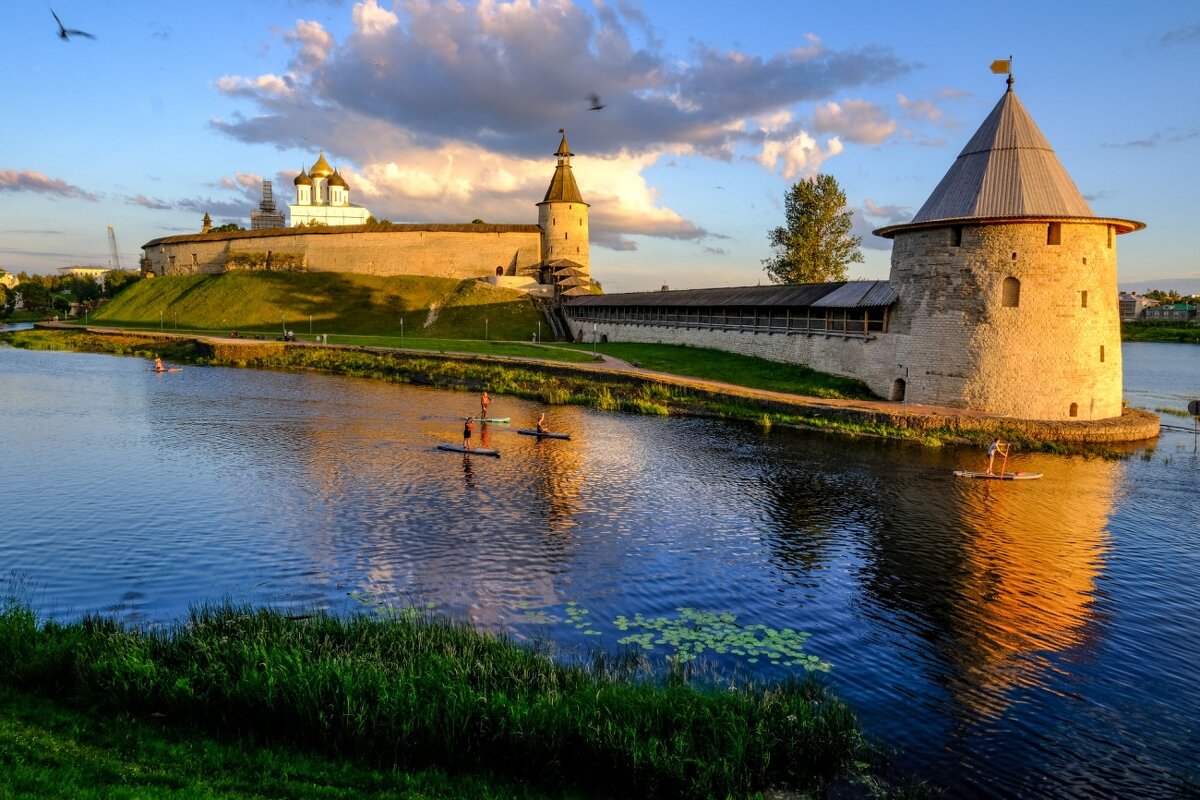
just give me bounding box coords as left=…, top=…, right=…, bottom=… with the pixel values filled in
left=2, top=340, right=1198, bottom=798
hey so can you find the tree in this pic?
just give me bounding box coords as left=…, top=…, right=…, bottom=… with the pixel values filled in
left=762, top=174, right=862, bottom=285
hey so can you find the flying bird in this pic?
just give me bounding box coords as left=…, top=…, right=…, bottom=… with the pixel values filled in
left=51, top=9, right=95, bottom=41
left=587, top=93, right=606, bottom=111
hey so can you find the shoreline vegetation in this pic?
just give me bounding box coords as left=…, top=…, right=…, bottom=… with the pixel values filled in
left=1120, top=320, right=1200, bottom=345
left=0, top=603, right=915, bottom=799
left=2, top=325, right=1160, bottom=451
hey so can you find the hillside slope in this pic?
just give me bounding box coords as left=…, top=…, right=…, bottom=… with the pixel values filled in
left=91, top=272, right=546, bottom=340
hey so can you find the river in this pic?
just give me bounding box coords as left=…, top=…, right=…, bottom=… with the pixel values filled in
left=1, top=338, right=1197, bottom=798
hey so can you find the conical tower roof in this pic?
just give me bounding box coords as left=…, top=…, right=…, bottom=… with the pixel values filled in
left=876, top=78, right=1142, bottom=237
left=539, top=130, right=586, bottom=205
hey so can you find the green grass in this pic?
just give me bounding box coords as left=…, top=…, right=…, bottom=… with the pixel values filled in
left=89, top=272, right=546, bottom=342
left=0, top=604, right=878, bottom=799
left=0, top=688, right=553, bottom=800
left=569, top=342, right=876, bottom=400
left=1121, top=321, right=1200, bottom=344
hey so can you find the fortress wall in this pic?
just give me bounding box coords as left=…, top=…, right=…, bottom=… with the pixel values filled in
left=887, top=222, right=1122, bottom=420
left=565, top=317, right=890, bottom=390
left=147, top=229, right=543, bottom=280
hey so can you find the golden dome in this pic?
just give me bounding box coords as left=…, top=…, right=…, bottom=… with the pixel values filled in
left=327, top=169, right=348, bottom=189
left=309, top=150, right=334, bottom=178
left=293, top=167, right=312, bottom=186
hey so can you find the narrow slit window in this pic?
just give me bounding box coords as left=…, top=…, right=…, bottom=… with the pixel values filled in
left=1047, top=222, right=1061, bottom=245
left=1100, top=345, right=1105, bottom=362
left=951, top=226, right=963, bottom=247
left=1069, top=402, right=1079, bottom=418
left=1081, top=290, right=1088, bottom=308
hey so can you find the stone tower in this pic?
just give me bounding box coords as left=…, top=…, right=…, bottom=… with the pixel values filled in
left=874, top=76, right=1143, bottom=421
left=537, top=130, right=590, bottom=278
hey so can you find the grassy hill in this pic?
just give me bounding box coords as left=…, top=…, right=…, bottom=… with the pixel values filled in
left=90, top=272, right=546, bottom=341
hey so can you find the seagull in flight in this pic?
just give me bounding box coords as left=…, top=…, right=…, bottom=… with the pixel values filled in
left=51, top=9, right=95, bottom=41
left=587, top=93, right=606, bottom=111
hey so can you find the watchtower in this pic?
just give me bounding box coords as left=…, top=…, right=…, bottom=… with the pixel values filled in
left=874, top=76, right=1143, bottom=421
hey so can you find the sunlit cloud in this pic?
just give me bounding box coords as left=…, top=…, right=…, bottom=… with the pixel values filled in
left=812, top=99, right=896, bottom=144
left=0, top=169, right=98, bottom=201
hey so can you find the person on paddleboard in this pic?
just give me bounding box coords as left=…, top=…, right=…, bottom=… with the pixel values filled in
left=462, top=416, right=474, bottom=451
left=480, top=391, right=491, bottom=419
left=154, top=356, right=165, bottom=372
left=986, top=438, right=1008, bottom=475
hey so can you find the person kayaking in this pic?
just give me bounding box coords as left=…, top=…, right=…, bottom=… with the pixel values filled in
left=480, top=391, right=491, bottom=419
left=462, top=416, right=474, bottom=451
left=536, top=412, right=549, bottom=434
left=986, top=438, right=1008, bottom=475
left=153, top=356, right=165, bottom=372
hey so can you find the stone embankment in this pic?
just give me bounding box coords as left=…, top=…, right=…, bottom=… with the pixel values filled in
left=54, top=325, right=1163, bottom=445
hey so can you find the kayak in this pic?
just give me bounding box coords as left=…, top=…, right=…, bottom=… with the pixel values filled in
left=437, top=443, right=500, bottom=457
left=516, top=429, right=571, bottom=440
left=953, top=471, right=1042, bottom=480
left=478, top=417, right=510, bottom=423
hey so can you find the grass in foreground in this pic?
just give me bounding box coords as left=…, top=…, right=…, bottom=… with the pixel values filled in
left=0, top=604, right=878, bottom=799
left=0, top=688, right=552, bottom=800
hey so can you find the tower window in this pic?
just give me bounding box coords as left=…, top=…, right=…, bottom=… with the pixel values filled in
left=1069, top=402, right=1079, bottom=417
left=1107, top=226, right=1113, bottom=248
left=565, top=232, right=568, bottom=240
left=1100, top=345, right=1105, bottom=362
left=1081, top=290, right=1088, bottom=308
left=1001, top=277, right=1020, bottom=308
left=1047, top=222, right=1061, bottom=245
left=951, top=226, right=962, bottom=247
left=1011, top=252, right=1017, bottom=260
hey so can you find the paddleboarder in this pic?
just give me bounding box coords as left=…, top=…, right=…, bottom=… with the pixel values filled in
left=153, top=356, right=165, bottom=373
left=480, top=391, right=491, bottom=419
left=536, top=412, right=550, bottom=434
left=462, top=416, right=474, bottom=451
left=986, top=438, right=1008, bottom=475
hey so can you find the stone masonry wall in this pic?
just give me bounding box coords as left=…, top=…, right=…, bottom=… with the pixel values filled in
left=564, top=316, right=887, bottom=389
left=146, top=229, right=543, bottom=281
left=886, top=222, right=1122, bottom=420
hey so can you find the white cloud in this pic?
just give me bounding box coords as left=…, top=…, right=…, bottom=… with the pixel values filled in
left=352, top=0, right=399, bottom=36
left=757, top=133, right=843, bottom=179
left=812, top=99, right=896, bottom=144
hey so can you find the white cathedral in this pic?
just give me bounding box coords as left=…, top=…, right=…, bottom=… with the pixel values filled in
left=289, top=150, right=371, bottom=227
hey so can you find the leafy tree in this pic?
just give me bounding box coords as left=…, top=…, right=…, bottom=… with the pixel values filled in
left=471, top=218, right=487, bottom=224
left=103, top=270, right=142, bottom=297
left=15, top=281, right=50, bottom=313
left=209, top=222, right=243, bottom=233
left=763, top=174, right=862, bottom=285
left=0, top=284, right=12, bottom=315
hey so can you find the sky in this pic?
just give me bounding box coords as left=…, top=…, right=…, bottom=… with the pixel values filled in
left=2, top=1, right=1198, bottom=294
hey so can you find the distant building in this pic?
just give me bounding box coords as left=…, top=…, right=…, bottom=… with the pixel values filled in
left=1143, top=303, right=1197, bottom=322
left=251, top=180, right=287, bottom=230
left=1118, top=291, right=1156, bottom=321
left=58, top=266, right=110, bottom=285
left=289, top=151, right=371, bottom=227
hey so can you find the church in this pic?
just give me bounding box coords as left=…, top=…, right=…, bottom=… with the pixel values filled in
left=142, top=132, right=591, bottom=288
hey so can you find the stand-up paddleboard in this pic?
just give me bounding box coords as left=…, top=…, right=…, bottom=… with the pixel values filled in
left=516, top=429, right=571, bottom=440
left=953, top=470, right=1042, bottom=480
left=477, top=417, right=510, bottom=423
left=146, top=367, right=183, bottom=372
left=437, top=443, right=500, bottom=457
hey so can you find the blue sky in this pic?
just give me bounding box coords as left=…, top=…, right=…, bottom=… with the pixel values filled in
left=3, top=1, right=1197, bottom=293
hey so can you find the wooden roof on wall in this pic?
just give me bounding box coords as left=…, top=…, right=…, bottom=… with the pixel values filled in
left=565, top=280, right=897, bottom=309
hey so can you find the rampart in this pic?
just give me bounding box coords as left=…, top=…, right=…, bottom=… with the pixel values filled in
left=143, top=224, right=543, bottom=280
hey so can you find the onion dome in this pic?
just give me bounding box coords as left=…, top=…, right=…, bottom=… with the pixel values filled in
left=293, top=167, right=312, bottom=186
left=327, top=169, right=348, bottom=189
left=309, top=150, right=334, bottom=179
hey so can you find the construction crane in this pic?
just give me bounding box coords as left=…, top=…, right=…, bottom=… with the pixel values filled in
left=107, top=225, right=122, bottom=271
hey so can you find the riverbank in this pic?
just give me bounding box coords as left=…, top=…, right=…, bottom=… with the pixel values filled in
left=4, top=325, right=1160, bottom=448
left=0, top=604, right=894, bottom=799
